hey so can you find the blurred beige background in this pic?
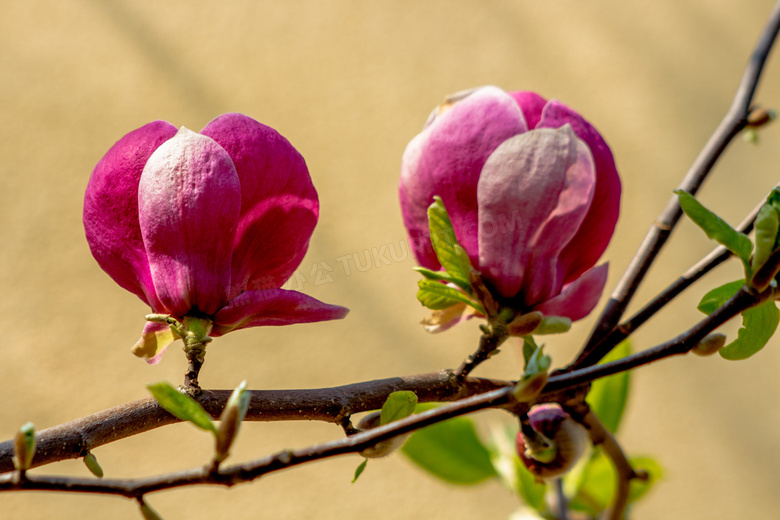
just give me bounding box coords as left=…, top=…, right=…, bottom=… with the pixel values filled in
left=2, top=1, right=780, bottom=518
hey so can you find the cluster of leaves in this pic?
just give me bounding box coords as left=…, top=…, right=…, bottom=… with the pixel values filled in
left=677, top=188, right=780, bottom=359
left=399, top=342, right=662, bottom=519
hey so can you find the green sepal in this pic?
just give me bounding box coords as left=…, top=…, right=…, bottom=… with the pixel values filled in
left=401, top=404, right=497, bottom=485
left=416, top=279, right=484, bottom=314
left=697, top=280, right=745, bottom=315
left=586, top=341, right=631, bottom=434
left=719, top=299, right=780, bottom=360
left=675, top=190, right=753, bottom=275
left=380, top=391, right=418, bottom=425
left=83, top=451, right=104, bottom=478
left=427, top=196, right=473, bottom=288
left=148, top=382, right=217, bottom=435
left=352, top=458, right=368, bottom=483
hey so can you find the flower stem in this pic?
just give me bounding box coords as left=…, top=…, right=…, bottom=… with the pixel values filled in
left=456, top=324, right=509, bottom=379
left=180, top=317, right=213, bottom=396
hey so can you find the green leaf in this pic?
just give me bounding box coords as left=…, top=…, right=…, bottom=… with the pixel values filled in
left=697, top=280, right=745, bottom=315
left=427, top=197, right=473, bottom=290
left=752, top=203, right=780, bottom=271
left=148, top=382, right=217, bottom=435
left=83, top=451, right=104, bottom=478
left=488, top=425, right=547, bottom=513
left=402, top=404, right=497, bottom=485
left=380, top=391, right=418, bottom=425
left=586, top=341, right=631, bottom=434
left=352, top=458, right=368, bottom=483
left=569, top=451, right=663, bottom=516
left=522, top=336, right=538, bottom=367
left=719, top=299, right=780, bottom=360
left=675, top=190, right=753, bottom=273
left=416, top=279, right=484, bottom=314
left=413, top=266, right=464, bottom=287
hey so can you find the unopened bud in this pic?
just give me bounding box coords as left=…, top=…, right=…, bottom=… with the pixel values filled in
left=139, top=501, right=164, bottom=520
left=533, top=316, right=572, bottom=335
left=515, top=404, right=589, bottom=479
left=356, top=411, right=410, bottom=459
left=215, top=381, right=250, bottom=463
left=83, top=451, right=104, bottom=478
left=746, top=107, right=777, bottom=128
left=692, top=332, right=727, bottom=356
left=507, top=311, right=543, bottom=336
left=13, top=422, right=36, bottom=471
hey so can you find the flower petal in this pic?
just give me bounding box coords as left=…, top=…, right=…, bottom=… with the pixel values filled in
left=400, top=86, right=528, bottom=269
left=201, top=113, right=318, bottom=298
left=477, top=127, right=584, bottom=298
left=83, top=120, right=177, bottom=310
left=212, top=289, right=349, bottom=335
left=533, top=263, right=609, bottom=321
left=507, top=91, right=548, bottom=130
left=536, top=101, right=621, bottom=284
left=130, top=321, right=178, bottom=365
left=139, top=127, right=241, bottom=316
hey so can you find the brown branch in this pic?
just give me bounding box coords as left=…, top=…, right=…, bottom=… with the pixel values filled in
left=0, top=371, right=509, bottom=474
left=575, top=0, right=780, bottom=368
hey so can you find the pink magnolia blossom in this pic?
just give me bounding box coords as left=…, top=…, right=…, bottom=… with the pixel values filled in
left=84, top=113, right=348, bottom=363
left=399, top=86, right=620, bottom=324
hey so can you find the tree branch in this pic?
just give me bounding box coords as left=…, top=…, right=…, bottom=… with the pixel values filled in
left=575, top=0, right=780, bottom=367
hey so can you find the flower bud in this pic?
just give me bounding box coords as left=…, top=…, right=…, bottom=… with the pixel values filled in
left=515, top=404, right=588, bottom=479
left=356, top=411, right=411, bottom=459
left=13, top=422, right=36, bottom=472
left=692, top=332, right=727, bottom=356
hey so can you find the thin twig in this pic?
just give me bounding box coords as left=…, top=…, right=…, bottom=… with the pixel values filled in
left=576, top=1, right=780, bottom=367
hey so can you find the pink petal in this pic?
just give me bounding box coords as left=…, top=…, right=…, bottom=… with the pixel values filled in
left=521, top=128, right=596, bottom=305
left=399, top=86, right=528, bottom=269
left=533, top=263, right=609, bottom=321
left=536, top=101, right=621, bottom=284
left=139, top=127, right=241, bottom=316
left=83, top=120, right=177, bottom=311
left=212, top=289, right=349, bottom=335
left=477, top=127, right=584, bottom=298
left=201, top=113, right=318, bottom=298
left=130, top=321, right=178, bottom=365
left=507, top=91, right=548, bottom=130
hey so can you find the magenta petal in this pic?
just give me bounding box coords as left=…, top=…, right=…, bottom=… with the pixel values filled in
left=201, top=113, right=318, bottom=297
left=83, top=120, right=177, bottom=310
left=477, top=127, right=583, bottom=298
left=139, top=128, right=241, bottom=316
left=536, top=101, right=621, bottom=283
left=521, top=128, right=596, bottom=305
left=399, top=86, right=528, bottom=268
left=212, top=289, right=349, bottom=335
left=533, top=263, right=609, bottom=321
left=507, top=91, right=548, bottom=130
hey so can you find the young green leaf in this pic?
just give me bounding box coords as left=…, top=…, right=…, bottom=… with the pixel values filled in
left=380, top=391, right=418, bottom=425
left=675, top=190, right=753, bottom=273
left=752, top=202, right=780, bottom=271
left=352, top=458, right=368, bottom=483
left=413, top=266, right=463, bottom=287
left=83, top=451, right=104, bottom=478
left=586, top=341, right=631, bottom=434
left=427, top=196, right=473, bottom=290
left=697, top=280, right=745, bottom=315
left=417, top=279, right=484, bottom=314
left=147, top=382, right=217, bottom=435
left=402, top=404, right=497, bottom=485
left=719, top=300, right=780, bottom=360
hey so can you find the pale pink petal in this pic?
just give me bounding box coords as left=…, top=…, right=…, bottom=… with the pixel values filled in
left=508, top=91, right=548, bottom=130
left=212, top=289, right=349, bottom=335
left=201, top=113, right=318, bottom=297
left=521, top=128, right=596, bottom=305
left=533, top=263, right=609, bottom=321
left=477, top=127, right=579, bottom=298
left=83, top=120, right=177, bottom=311
left=536, top=101, right=621, bottom=284
left=400, top=86, right=528, bottom=269
left=130, top=321, right=178, bottom=365
left=139, top=128, right=240, bottom=316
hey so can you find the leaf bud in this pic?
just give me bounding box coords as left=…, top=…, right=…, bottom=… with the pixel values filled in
left=215, top=381, right=250, bottom=463
left=13, top=422, right=36, bottom=472
left=356, top=411, right=411, bottom=459
left=692, top=332, right=727, bottom=356
left=506, top=311, right=543, bottom=336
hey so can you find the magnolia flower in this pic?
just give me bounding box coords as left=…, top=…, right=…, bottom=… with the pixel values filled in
left=84, top=113, right=348, bottom=364
left=399, top=86, right=620, bottom=326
